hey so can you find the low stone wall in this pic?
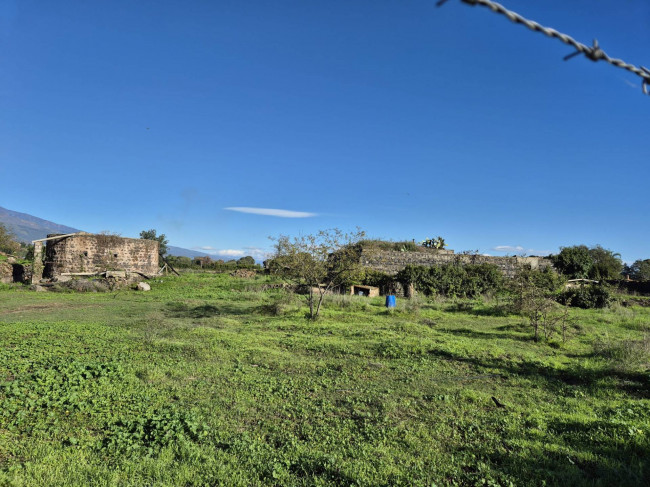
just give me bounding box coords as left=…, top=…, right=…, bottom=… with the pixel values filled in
left=44, top=233, right=159, bottom=278
left=1, top=260, right=30, bottom=284
left=0, top=261, right=13, bottom=283
left=360, top=249, right=552, bottom=277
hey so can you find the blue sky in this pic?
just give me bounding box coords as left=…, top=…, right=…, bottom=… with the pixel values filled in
left=1, top=0, right=649, bottom=262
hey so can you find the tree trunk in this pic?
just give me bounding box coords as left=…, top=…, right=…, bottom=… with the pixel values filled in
left=315, top=287, right=326, bottom=318
left=309, top=288, right=315, bottom=319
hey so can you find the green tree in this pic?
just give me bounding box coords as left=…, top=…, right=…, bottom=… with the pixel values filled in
left=237, top=256, right=256, bottom=267
left=139, top=229, right=169, bottom=256
left=628, top=259, right=650, bottom=281
left=269, top=228, right=365, bottom=319
left=0, top=223, right=20, bottom=255
left=552, top=245, right=593, bottom=279
left=587, top=245, right=623, bottom=279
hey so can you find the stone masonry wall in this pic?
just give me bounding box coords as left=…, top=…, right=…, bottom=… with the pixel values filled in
left=360, top=249, right=552, bottom=278
left=44, top=233, right=159, bottom=278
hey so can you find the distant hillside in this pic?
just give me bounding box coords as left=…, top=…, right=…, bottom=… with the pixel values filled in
left=0, top=206, right=81, bottom=242
left=0, top=206, right=206, bottom=258
left=166, top=246, right=212, bottom=259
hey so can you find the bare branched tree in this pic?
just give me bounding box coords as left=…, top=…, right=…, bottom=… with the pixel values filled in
left=269, top=228, right=365, bottom=319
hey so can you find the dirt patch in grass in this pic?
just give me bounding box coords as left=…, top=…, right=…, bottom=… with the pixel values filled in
left=1, top=302, right=102, bottom=314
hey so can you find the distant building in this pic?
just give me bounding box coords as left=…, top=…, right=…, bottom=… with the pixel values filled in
left=193, top=256, right=212, bottom=267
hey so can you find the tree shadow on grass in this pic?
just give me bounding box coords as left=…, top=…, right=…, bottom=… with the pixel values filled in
left=439, top=327, right=531, bottom=342
left=487, top=440, right=648, bottom=487
left=164, top=301, right=251, bottom=318
left=425, top=347, right=649, bottom=399
left=442, top=302, right=512, bottom=317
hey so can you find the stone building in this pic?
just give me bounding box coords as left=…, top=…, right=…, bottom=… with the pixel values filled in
left=32, top=232, right=159, bottom=283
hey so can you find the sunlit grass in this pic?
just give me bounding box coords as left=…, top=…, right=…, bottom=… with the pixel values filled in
left=0, top=273, right=648, bottom=485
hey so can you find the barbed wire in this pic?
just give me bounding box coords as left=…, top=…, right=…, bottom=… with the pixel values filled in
left=437, top=0, right=650, bottom=95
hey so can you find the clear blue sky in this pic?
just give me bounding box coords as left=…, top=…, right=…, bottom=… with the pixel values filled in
left=2, top=0, right=649, bottom=262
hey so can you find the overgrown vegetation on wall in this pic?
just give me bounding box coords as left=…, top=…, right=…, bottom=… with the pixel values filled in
left=357, top=239, right=420, bottom=252
left=397, top=263, right=503, bottom=298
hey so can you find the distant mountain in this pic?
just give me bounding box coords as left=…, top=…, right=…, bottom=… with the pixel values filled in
left=0, top=205, right=207, bottom=257
left=166, top=246, right=212, bottom=259
left=0, top=206, right=81, bottom=242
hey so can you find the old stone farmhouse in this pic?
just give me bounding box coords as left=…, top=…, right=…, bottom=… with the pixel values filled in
left=32, top=232, right=159, bottom=283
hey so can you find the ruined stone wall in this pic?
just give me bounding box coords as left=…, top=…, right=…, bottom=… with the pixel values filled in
left=44, top=233, right=159, bottom=278
left=360, top=248, right=552, bottom=277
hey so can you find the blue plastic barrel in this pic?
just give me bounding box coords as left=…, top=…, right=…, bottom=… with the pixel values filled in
left=385, top=295, right=396, bottom=308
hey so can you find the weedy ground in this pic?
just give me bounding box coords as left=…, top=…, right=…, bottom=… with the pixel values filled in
left=0, top=274, right=648, bottom=486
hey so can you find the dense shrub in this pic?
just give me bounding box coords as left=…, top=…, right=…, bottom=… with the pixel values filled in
left=397, top=263, right=503, bottom=298
left=361, top=270, right=394, bottom=289
left=512, top=266, right=566, bottom=294
left=558, top=284, right=612, bottom=309
left=259, top=292, right=299, bottom=316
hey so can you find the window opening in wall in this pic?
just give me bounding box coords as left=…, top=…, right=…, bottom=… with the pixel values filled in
left=83, top=251, right=88, bottom=257
left=113, top=253, right=118, bottom=258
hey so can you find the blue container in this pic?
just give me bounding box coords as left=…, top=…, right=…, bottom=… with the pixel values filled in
left=385, top=295, right=396, bottom=308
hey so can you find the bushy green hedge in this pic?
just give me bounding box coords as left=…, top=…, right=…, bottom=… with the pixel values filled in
left=558, top=284, right=612, bottom=309
left=397, top=263, right=503, bottom=298
left=512, top=266, right=567, bottom=295
left=361, top=270, right=394, bottom=289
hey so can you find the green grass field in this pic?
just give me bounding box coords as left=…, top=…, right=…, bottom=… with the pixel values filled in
left=0, top=274, right=648, bottom=486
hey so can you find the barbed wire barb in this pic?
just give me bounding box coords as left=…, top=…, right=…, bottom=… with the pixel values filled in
left=438, top=0, right=650, bottom=96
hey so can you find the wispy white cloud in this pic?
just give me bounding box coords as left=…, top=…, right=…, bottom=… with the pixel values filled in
left=213, top=249, right=245, bottom=257
left=493, top=245, right=525, bottom=253
left=225, top=207, right=317, bottom=218
left=622, top=78, right=638, bottom=89
left=492, top=245, right=551, bottom=256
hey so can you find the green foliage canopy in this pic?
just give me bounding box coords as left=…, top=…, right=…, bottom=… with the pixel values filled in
left=552, top=245, right=593, bottom=279
left=139, top=229, right=169, bottom=256
left=0, top=223, right=20, bottom=255
left=552, top=245, right=622, bottom=280
left=587, top=245, right=623, bottom=280
left=627, top=259, right=650, bottom=281
left=237, top=256, right=255, bottom=266
left=269, top=228, right=365, bottom=319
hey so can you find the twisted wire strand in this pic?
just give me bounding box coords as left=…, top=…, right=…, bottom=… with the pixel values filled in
left=438, top=0, right=650, bottom=95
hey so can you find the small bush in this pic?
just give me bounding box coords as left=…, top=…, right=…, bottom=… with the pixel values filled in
left=593, top=336, right=650, bottom=370
left=101, top=407, right=207, bottom=456
left=394, top=295, right=422, bottom=315
left=259, top=292, right=298, bottom=316
left=324, top=294, right=371, bottom=312
left=559, top=284, right=612, bottom=309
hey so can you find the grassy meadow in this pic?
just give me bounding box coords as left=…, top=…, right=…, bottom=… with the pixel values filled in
left=0, top=273, right=648, bottom=486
